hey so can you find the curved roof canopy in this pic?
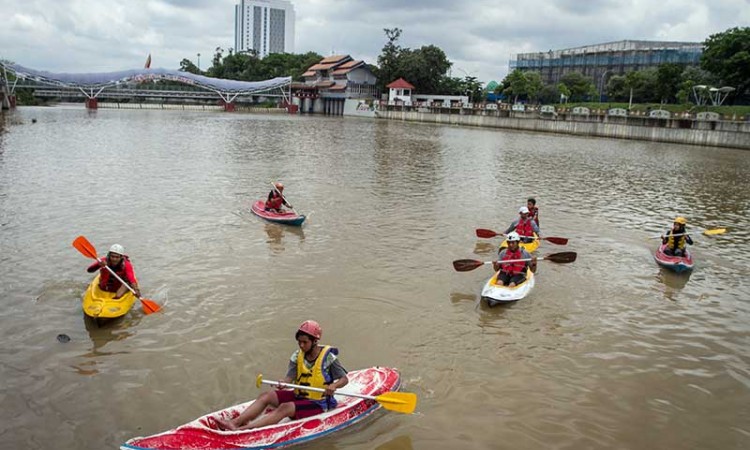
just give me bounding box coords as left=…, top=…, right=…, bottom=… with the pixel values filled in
left=1, top=63, right=291, bottom=95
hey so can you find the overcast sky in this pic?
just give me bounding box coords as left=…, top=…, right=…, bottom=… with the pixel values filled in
left=1, top=0, right=747, bottom=83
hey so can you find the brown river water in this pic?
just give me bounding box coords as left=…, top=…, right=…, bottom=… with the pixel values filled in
left=1, top=106, right=749, bottom=449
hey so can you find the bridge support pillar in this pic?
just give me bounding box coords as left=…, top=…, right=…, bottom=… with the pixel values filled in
left=282, top=100, right=298, bottom=114
left=221, top=100, right=235, bottom=112
left=85, top=98, right=98, bottom=109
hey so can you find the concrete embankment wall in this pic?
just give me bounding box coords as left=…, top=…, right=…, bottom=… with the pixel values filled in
left=96, top=103, right=287, bottom=113
left=376, top=110, right=750, bottom=150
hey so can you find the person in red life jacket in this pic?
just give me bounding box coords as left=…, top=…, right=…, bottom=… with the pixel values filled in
left=504, top=206, right=541, bottom=243
left=86, top=244, right=140, bottom=299
left=265, top=182, right=293, bottom=213
left=493, top=232, right=537, bottom=287
left=216, top=320, right=349, bottom=431
left=527, top=197, right=539, bottom=226
left=661, top=216, right=693, bottom=256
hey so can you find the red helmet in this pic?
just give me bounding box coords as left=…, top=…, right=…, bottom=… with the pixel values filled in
left=298, top=320, right=322, bottom=340
left=274, top=182, right=284, bottom=191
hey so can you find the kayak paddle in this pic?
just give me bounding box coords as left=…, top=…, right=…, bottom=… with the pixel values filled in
left=453, top=251, right=577, bottom=272
left=648, top=228, right=727, bottom=239
left=255, top=374, right=417, bottom=414
left=72, top=236, right=161, bottom=314
left=475, top=228, right=568, bottom=245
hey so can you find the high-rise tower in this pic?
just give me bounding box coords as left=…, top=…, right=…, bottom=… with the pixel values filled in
left=235, top=0, right=295, bottom=58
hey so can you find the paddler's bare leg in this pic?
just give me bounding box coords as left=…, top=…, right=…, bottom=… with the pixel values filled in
left=236, top=402, right=295, bottom=431
left=217, top=390, right=281, bottom=430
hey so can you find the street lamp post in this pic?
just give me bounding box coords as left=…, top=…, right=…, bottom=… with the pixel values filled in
left=197, top=53, right=201, bottom=71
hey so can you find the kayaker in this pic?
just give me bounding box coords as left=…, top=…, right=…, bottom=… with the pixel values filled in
left=504, top=206, right=541, bottom=243
left=265, top=182, right=293, bottom=213
left=493, top=232, right=537, bottom=287
left=86, top=244, right=140, bottom=299
left=527, top=197, right=539, bottom=226
left=216, top=320, right=349, bottom=431
left=661, top=217, right=693, bottom=256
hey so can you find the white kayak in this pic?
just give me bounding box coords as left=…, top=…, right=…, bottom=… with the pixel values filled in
left=481, top=268, right=535, bottom=305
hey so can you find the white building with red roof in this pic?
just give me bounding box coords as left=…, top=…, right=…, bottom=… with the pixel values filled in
left=386, top=78, right=415, bottom=105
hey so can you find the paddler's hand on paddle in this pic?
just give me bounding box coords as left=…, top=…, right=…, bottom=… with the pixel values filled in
left=324, top=386, right=337, bottom=397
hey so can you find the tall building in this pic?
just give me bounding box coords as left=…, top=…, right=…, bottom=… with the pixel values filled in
left=510, top=40, right=703, bottom=94
left=235, top=0, right=295, bottom=58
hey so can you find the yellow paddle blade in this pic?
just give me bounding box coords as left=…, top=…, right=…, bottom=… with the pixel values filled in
left=375, top=391, right=417, bottom=414
left=256, top=374, right=263, bottom=388
left=703, top=228, right=726, bottom=236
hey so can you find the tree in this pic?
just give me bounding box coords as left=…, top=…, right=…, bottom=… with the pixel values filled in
left=501, top=69, right=528, bottom=103
left=701, top=27, right=750, bottom=95
left=654, top=63, right=684, bottom=103
left=179, top=58, right=201, bottom=75
left=559, top=72, right=595, bottom=102
left=461, top=76, right=484, bottom=103
left=396, top=45, right=451, bottom=94
left=538, top=84, right=560, bottom=104
left=525, top=72, right=543, bottom=104
left=376, top=28, right=402, bottom=91
left=605, top=75, right=627, bottom=101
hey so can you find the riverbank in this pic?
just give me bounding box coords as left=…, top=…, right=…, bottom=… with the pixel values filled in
left=375, top=108, right=750, bottom=150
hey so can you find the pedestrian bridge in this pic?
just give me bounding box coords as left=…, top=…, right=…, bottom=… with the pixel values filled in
left=0, top=62, right=292, bottom=110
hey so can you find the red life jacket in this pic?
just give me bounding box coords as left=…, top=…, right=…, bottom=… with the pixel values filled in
left=98, top=257, right=133, bottom=292
left=529, top=206, right=539, bottom=225
left=265, top=191, right=283, bottom=210
left=500, top=248, right=526, bottom=275
left=515, top=217, right=534, bottom=237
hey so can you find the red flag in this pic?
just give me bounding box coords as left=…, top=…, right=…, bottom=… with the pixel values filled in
left=144, top=53, right=152, bottom=69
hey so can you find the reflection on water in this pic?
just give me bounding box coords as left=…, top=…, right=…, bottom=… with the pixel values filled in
left=82, top=314, right=138, bottom=356
left=472, top=241, right=497, bottom=255
left=449, top=291, right=476, bottom=304
left=656, top=267, right=692, bottom=295
left=373, top=434, right=413, bottom=450
left=264, top=222, right=305, bottom=253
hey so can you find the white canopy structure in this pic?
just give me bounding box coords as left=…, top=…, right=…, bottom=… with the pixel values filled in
left=1, top=62, right=292, bottom=104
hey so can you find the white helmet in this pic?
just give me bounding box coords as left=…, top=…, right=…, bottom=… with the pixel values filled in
left=519, top=206, right=530, bottom=214
left=109, top=244, right=125, bottom=255
left=506, top=232, right=521, bottom=242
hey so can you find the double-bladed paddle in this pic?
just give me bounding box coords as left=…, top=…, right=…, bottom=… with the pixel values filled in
left=255, top=374, right=417, bottom=414
left=72, top=236, right=161, bottom=314
left=649, top=228, right=726, bottom=239
left=453, top=251, right=578, bottom=272
left=475, top=228, right=568, bottom=245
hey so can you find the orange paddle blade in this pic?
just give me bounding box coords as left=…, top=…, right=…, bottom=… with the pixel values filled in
left=72, top=235, right=99, bottom=260
left=140, top=298, right=161, bottom=314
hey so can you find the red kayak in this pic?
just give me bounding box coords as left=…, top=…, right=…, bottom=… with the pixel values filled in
left=654, top=244, right=694, bottom=273
left=121, top=367, right=401, bottom=450
left=250, top=200, right=306, bottom=226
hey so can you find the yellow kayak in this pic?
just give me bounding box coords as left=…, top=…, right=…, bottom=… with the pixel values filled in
left=82, top=274, right=136, bottom=319
left=500, top=233, right=540, bottom=253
